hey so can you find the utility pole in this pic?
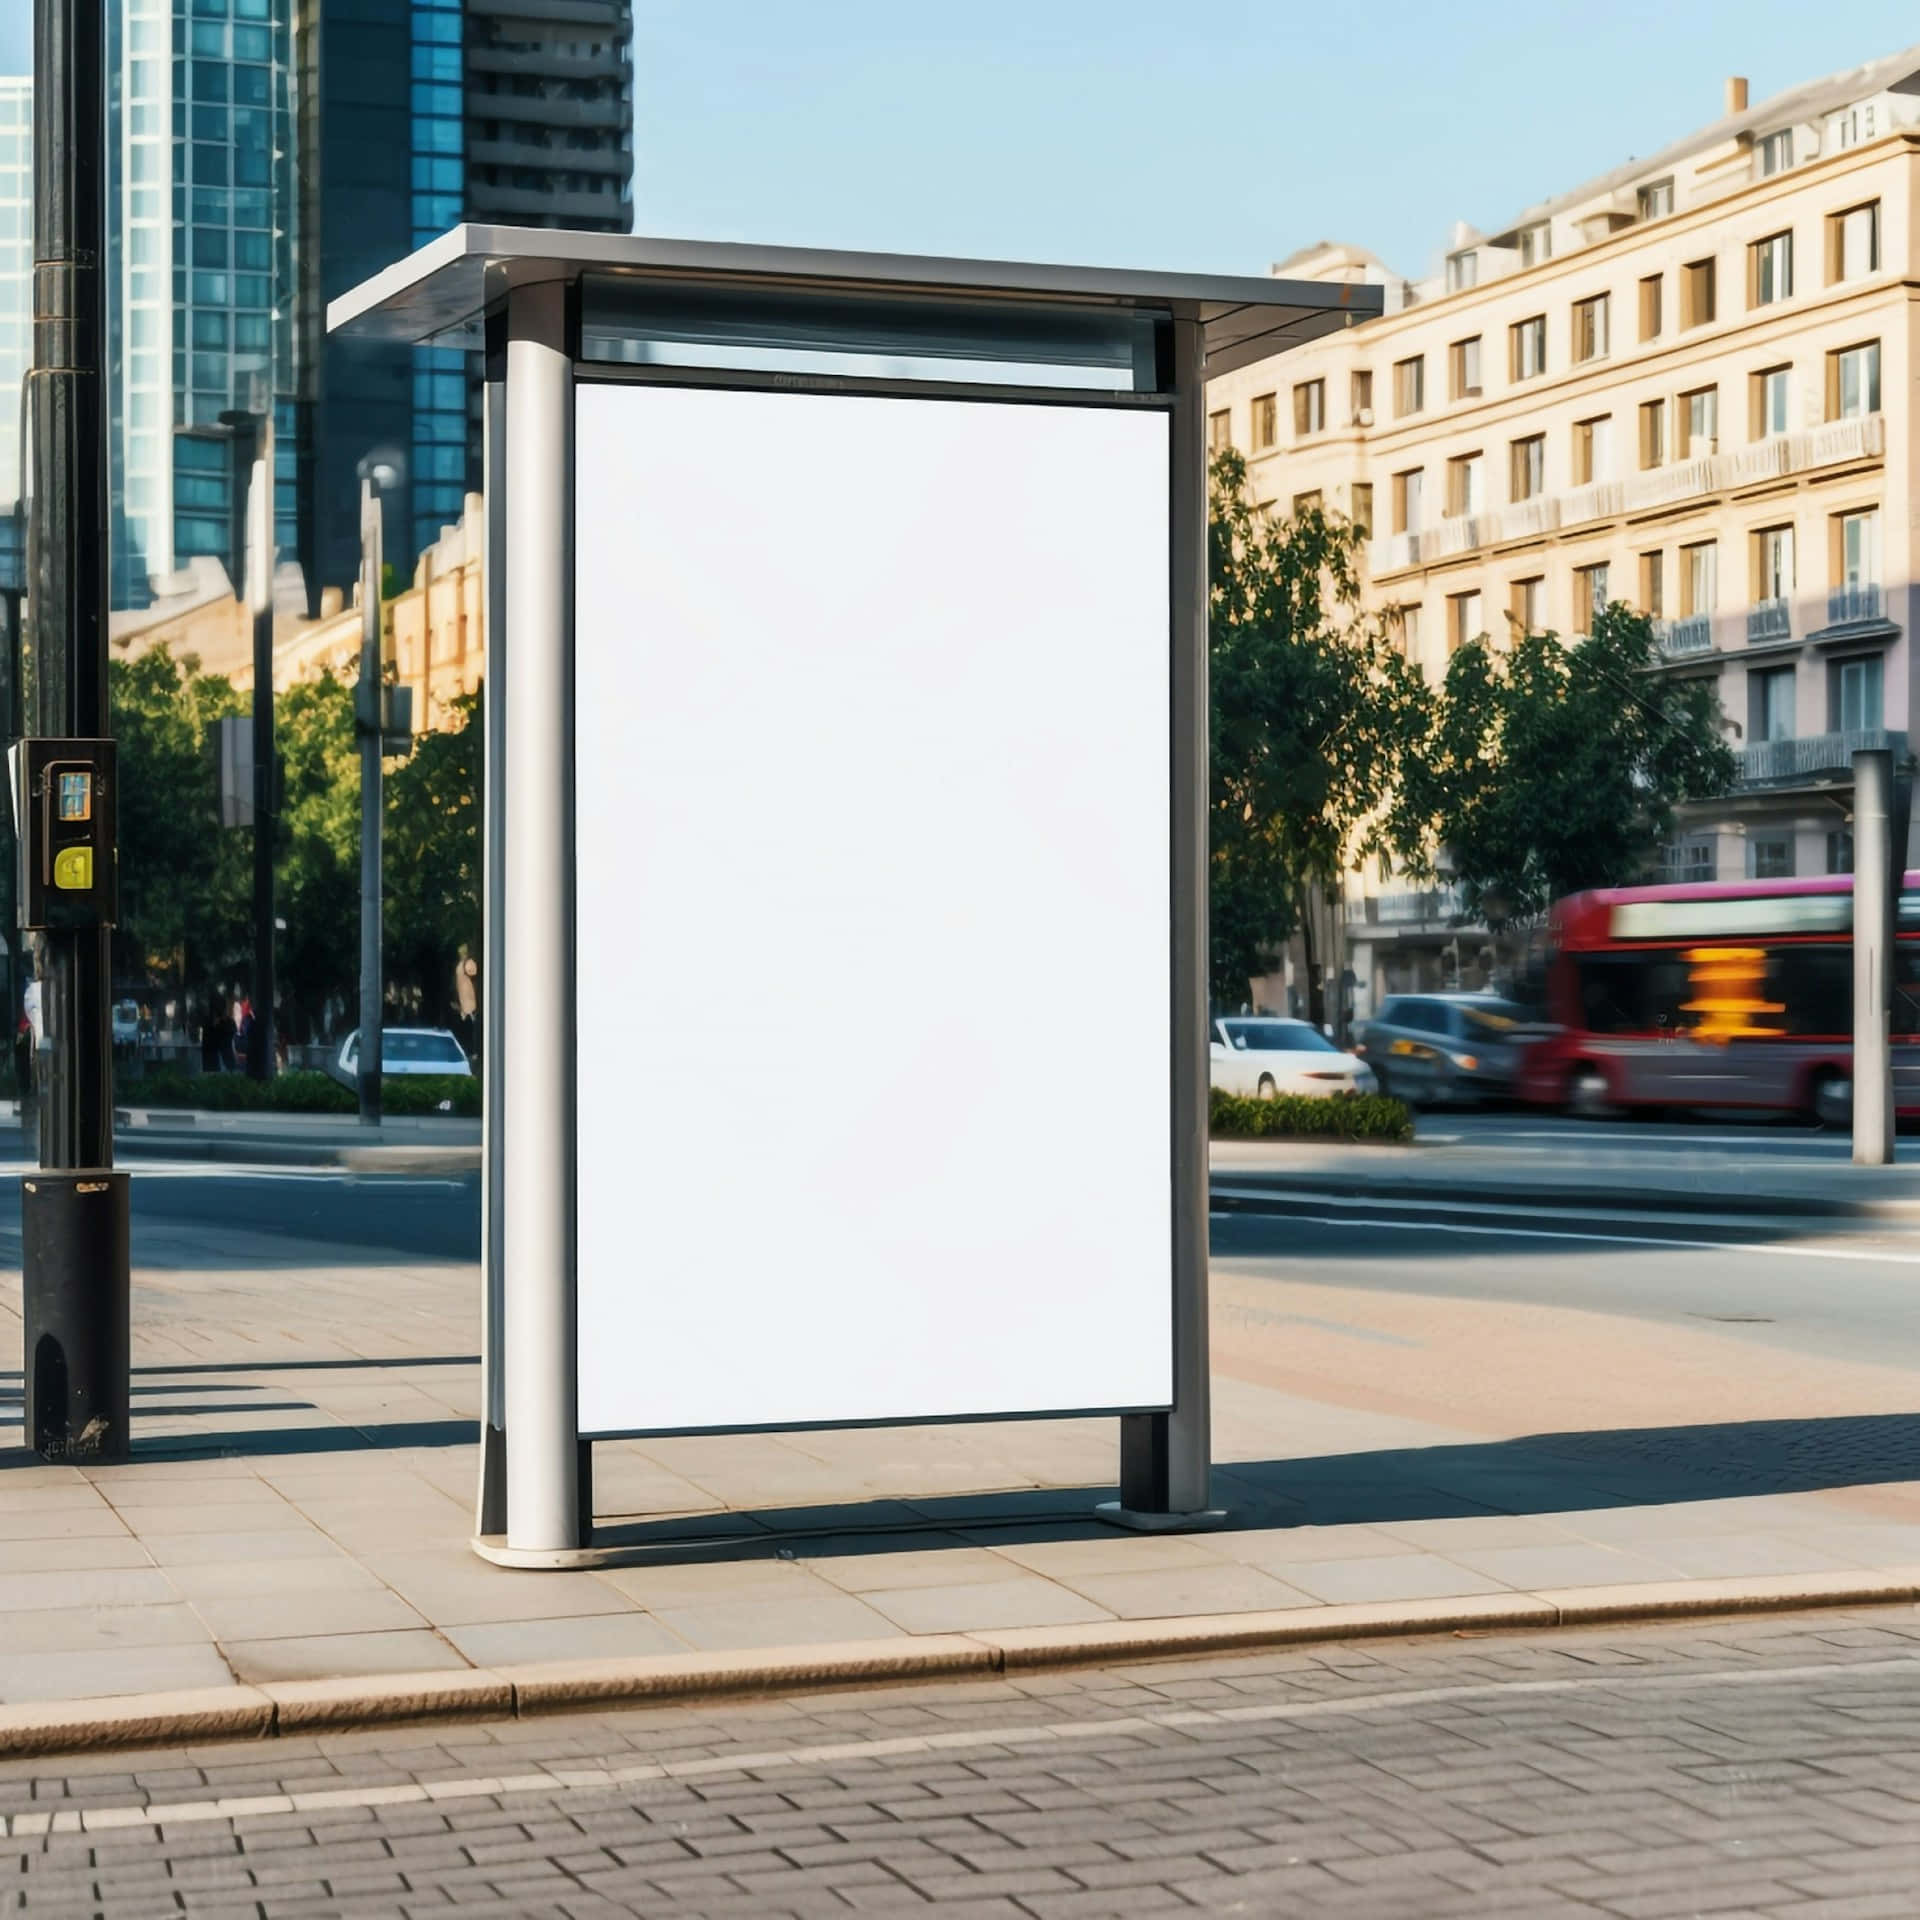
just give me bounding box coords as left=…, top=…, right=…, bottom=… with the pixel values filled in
left=21, top=0, right=131, bottom=1461
left=219, top=399, right=275, bottom=1080
left=355, top=467, right=387, bottom=1123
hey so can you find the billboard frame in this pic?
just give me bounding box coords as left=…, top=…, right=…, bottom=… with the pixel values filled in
left=329, top=228, right=1383, bottom=1565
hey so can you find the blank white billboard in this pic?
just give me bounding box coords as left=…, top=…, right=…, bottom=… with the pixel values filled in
left=573, top=383, right=1172, bottom=1436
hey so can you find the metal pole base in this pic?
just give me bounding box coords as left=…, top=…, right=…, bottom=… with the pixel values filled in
left=22, top=1169, right=131, bottom=1462
left=1094, top=1499, right=1230, bottom=1534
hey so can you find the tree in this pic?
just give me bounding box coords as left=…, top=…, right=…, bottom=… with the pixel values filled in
left=1415, top=602, right=1735, bottom=931
left=385, top=688, right=481, bottom=1031
left=1208, top=450, right=1431, bottom=1017
left=274, top=670, right=361, bottom=1041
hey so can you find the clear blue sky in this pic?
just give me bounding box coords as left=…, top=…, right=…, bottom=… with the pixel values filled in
left=2, top=1, right=1917, bottom=277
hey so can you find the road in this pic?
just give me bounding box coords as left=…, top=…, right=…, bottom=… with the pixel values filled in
left=5, top=1610, right=1920, bottom=1916
left=1422, top=1107, right=1920, bottom=1160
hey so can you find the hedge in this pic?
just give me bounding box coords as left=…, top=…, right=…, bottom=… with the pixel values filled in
left=1209, top=1088, right=1414, bottom=1143
left=119, top=1067, right=480, bottom=1118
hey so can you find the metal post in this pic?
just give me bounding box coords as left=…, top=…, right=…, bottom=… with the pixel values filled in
left=1854, top=747, right=1894, bottom=1165
left=355, top=473, right=384, bottom=1123
left=23, top=0, right=130, bottom=1461
left=1111, top=313, right=1219, bottom=1528
left=236, top=409, right=275, bottom=1080
left=500, top=280, right=579, bottom=1553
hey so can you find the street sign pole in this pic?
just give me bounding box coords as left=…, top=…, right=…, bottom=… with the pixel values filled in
left=22, top=0, right=131, bottom=1461
left=355, top=473, right=384, bottom=1124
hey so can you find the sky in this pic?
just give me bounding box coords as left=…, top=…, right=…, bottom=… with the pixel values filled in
left=1, top=1, right=1917, bottom=278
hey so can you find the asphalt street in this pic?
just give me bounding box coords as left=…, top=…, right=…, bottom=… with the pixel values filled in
left=1424, top=1108, right=1920, bottom=1160
left=6, top=1610, right=1920, bottom=1916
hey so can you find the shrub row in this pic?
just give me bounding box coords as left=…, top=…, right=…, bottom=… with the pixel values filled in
left=1209, top=1088, right=1414, bottom=1143
left=119, top=1067, right=480, bottom=1118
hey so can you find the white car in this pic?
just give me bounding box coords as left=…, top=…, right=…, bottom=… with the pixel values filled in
left=1208, top=1016, right=1377, bottom=1099
left=337, top=1027, right=473, bottom=1078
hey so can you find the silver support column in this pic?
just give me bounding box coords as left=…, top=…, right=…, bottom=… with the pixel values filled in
left=500, top=280, right=580, bottom=1553
left=474, top=341, right=509, bottom=1540
left=1854, top=747, right=1894, bottom=1166
left=1108, top=313, right=1221, bottom=1529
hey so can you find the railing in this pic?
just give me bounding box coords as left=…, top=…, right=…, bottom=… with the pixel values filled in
left=1345, top=885, right=1466, bottom=927
left=1735, top=726, right=1906, bottom=788
left=1659, top=614, right=1713, bottom=655
left=1369, top=414, right=1884, bottom=577
left=1746, top=597, right=1790, bottom=642
left=1827, top=582, right=1883, bottom=626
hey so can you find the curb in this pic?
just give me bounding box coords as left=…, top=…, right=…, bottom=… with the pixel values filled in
left=1209, top=1168, right=1920, bottom=1221
left=2, top=1570, right=1915, bottom=1761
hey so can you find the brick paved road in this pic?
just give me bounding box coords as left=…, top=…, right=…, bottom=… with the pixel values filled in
left=10, top=1609, right=1920, bottom=1916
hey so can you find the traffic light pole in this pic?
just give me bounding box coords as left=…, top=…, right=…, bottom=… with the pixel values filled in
left=356, top=475, right=383, bottom=1123
left=22, top=0, right=131, bottom=1462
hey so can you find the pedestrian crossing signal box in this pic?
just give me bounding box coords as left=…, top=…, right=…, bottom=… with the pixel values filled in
left=10, top=738, right=118, bottom=931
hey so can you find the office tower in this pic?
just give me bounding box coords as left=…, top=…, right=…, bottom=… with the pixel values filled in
left=0, top=77, right=28, bottom=512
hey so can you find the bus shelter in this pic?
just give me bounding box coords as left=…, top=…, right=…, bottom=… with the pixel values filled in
left=329, top=227, right=1382, bottom=1563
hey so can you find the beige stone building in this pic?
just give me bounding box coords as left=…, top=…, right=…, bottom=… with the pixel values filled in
left=1210, top=48, right=1920, bottom=1019
left=110, top=494, right=485, bottom=740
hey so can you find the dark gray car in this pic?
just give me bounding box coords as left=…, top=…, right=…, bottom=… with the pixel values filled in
left=1353, top=994, right=1538, bottom=1108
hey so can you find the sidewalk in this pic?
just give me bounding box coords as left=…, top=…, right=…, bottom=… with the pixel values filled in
left=7, top=1215, right=1920, bottom=1750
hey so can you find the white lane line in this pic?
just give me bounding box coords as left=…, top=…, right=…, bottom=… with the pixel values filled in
left=0, top=1162, right=465, bottom=1185
left=9, top=1655, right=1917, bottom=1838
left=1210, top=1189, right=1920, bottom=1264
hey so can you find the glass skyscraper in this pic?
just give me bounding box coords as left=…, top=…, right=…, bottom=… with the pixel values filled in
left=0, top=79, right=30, bottom=515
left=409, top=0, right=467, bottom=547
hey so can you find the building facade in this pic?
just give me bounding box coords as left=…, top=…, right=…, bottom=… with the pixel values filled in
left=1208, top=51, right=1920, bottom=1017
left=0, top=78, right=28, bottom=515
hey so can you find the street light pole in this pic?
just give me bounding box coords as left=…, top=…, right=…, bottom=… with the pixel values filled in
left=355, top=470, right=385, bottom=1123
left=22, top=0, right=131, bottom=1461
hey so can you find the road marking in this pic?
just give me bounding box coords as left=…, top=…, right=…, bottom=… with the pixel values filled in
left=1210, top=1188, right=1920, bottom=1264
left=6, top=1654, right=1915, bottom=1838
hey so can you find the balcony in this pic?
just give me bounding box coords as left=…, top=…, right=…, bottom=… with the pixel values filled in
left=1346, top=885, right=1466, bottom=927
left=1734, top=727, right=1907, bottom=790
left=1827, top=582, right=1883, bottom=627
left=1657, top=614, right=1713, bottom=656
left=1747, top=597, right=1791, bottom=643
left=1368, top=414, right=1884, bottom=578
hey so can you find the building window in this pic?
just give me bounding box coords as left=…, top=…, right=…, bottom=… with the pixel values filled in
left=1292, top=489, right=1323, bottom=517
left=1250, top=392, right=1278, bottom=451
left=1510, top=434, right=1545, bottom=502
left=1446, top=249, right=1478, bottom=293
left=1448, top=335, right=1482, bottom=400
left=1639, top=550, right=1665, bottom=617
left=1448, top=590, right=1483, bottom=653
left=1757, top=129, right=1794, bottom=177
left=1389, top=603, right=1421, bottom=657
left=1350, top=483, right=1373, bottom=536
left=1830, top=202, right=1880, bottom=282
left=1749, top=833, right=1795, bottom=880
left=1293, top=379, right=1326, bottom=437
left=1833, top=653, right=1885, bottom=732
left=1751, top=366, right=1790, bottom=440
left=1680, top=386, right=1719, bottom=458
left=1682, top=541, right=1718, bottom=617
left=1754, top=524, right=1794, bottom=603
left=1444, top=452, right=1485, bottom=519
left=1517, top=222, right=1552, bottom=267
left=1681, top=257, right=1716, bottom=328
left=1637, top=179, right=1675, bottom=220
left=1509, top=315, right=1547, bottom=381
left=1751, top=667, right=1796, bottom=744
left=1575, top=562, right=1611, bottom=626
left=1572, top=293, right=1610, bottom=363
left=1392, top=468, right=1425, bottom=535
left=1207, top=408, right=1231, bottom=454
left=1510, top=575, right=1544, bottom=636
left=1828, top=104, right=1876, bottom=151
left=1393, top=355, right=1425, bottom=417
left=1827, top=829, right=1854, bottom=875
left=1750, top=231, right=1792, bottom=306
left=1664, top=836, right=1718, bottom=883
left=1836, top=509, right=1880, bottom=588
left=1639, top=398, right=1667, bottom=469
left=1572, top=415, right=1612, bottom=486
left=1350, top=369, right=1373, bottom=424
left=1830, top=341, right=1881, bottom=419
left=1638, top=274, right=1663, bottom=341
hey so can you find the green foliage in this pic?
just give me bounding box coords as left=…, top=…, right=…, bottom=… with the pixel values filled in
left=386, top=689, right=482, bottom=1030
left=1208, top=451, right=1430, bottom=1010
left=1410, top=604, right=1736, bottom=929
left=275, top=670, right=361, bottom=1038
left=1208, top=1088, right=1414, bottom=1143
left=379, top=1073, right=481, bottom=1117
left=125, top=1068, right=355, bottom=1112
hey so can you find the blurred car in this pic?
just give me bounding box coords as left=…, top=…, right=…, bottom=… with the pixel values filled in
left=111, top=1000, right=141, bottom=1048
left=336, top=1027, right=473, bottom=1080
left=1352, top=993, right=1540, bottom=1107
left=1208, top=1016, right=1377, bottom=1099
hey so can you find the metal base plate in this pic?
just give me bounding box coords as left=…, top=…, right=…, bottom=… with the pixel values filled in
left=471, top=1534, right=611, bottom=1571
left=1093, top=1501, right=1230, bottom=1534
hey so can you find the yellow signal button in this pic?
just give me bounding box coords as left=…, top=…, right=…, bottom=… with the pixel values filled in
left=52, top=847, right=93, bottom=891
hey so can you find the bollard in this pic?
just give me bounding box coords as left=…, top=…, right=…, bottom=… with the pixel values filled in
left=22, top=1169, right=131, bottom=1461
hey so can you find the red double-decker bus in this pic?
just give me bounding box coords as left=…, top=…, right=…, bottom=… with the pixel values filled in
left=1515, top=872, right=1920, bottom=1123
